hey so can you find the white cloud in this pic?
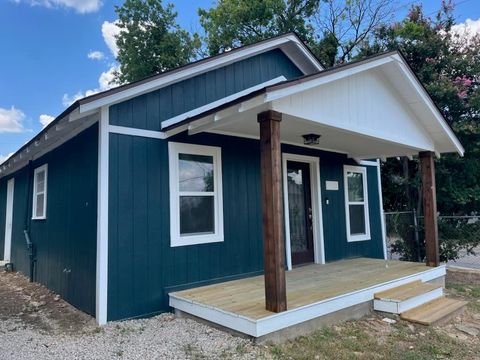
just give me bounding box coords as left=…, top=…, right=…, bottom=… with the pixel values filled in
left=39, top=114, right=55, bottom=128
left=451, top=18, right=480, bottom=40
left=62, top=65, right=119, bottom=107
left=13, top=0, right=102, bottom=13
left=62, top=21, right=122, bottom=108
left=87, top=50, right=105, bottom=61
left=0, top=106, right=26, bottom=133
left=102, top=21, right=121, bottom=58
left=0, top=152, right=14, bottom=164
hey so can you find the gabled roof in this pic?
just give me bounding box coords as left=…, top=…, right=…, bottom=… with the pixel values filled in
left=78, top=32, right=323, bottom=112
left=0, top=33, right=323, bottom=176
left=161, top=50, right=464, bottom=157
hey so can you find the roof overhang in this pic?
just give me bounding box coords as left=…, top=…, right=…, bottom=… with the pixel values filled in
left=78, top=33, right=323, bottom=113
left=0, top=33, right=324, bottom=178
left=163, top=51, right=464, bottom=158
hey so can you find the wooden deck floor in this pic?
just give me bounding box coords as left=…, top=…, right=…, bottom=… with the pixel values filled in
left=170, top=258, right=429, bottom=320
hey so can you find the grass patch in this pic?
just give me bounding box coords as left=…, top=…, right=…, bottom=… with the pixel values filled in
left=261, top=284, right=480, bottom=360
left=264, top=321, right=475, bottom=360
left=446, top=283, right=480, bottom=312
left=183, top=344, right=207, bottom=360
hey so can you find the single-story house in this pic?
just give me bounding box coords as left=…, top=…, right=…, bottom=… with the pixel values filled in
left=0, top=33, right=465, bottom=339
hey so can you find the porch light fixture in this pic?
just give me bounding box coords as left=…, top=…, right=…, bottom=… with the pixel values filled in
left=302, top=133, right=321, bottom=145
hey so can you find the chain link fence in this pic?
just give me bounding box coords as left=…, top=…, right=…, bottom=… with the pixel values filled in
left=384, top=211, right=480, bottom=269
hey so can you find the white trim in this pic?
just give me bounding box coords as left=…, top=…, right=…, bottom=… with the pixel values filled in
left=108, top=125, right=167, bottom=139
left=376, top=159, right=388, bottom=260
left=32, top=164, right=48, bottom=220
left=79, top=35, right=322, bottom=114
left=168, top=142, right=224, bottom=247
left=3, top=178, right=14, bottom=262
left=343, top=165, right=371, bottom=242
left=1, top=113, right=99, bottom=179
left=161, top=76, right=285, bottom=129
left=169, top=265, right=446, bottom=337
left=357, top=160, right=378, bottom=167
left=96, top=106, right=109, bottom=325
left=391, top=56, right=464, bottom=156
left=282, top=153, right=324, bottom=270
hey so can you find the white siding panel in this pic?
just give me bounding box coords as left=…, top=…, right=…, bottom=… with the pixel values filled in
left=272, top=71, right=435, bottom=151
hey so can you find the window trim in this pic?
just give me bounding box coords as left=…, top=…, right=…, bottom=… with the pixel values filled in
left=168, top=142, right=224, bottom=247
left=32, top=164, right=48, bottom=220
left=343, top=165, right=370, bottom=242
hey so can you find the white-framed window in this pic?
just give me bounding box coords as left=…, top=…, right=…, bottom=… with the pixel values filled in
left=344, top=165, right=370, bottom=242
left=32, top=164, right=48, bottom=220
left=168, top=142, right=224, bottom=247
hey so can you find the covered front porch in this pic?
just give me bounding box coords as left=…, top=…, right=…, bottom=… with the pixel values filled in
left=170, top=258, right=446, bottom=338
left=164, top=51, right=464, bottom=337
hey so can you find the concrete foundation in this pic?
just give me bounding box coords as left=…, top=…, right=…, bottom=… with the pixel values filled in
left=176, top=301, right=373, bottom=344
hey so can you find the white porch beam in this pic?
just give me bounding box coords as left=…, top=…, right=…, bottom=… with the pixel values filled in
left=161, top=77, right=284, bottom=130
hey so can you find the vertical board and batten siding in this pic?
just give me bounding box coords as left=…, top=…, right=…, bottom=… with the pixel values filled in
left=321, top=160, right=384, bottom=261
left=107, top=48, right=384, bottom=320
left=0, top=182, right=7, bottom=259
left=108, top=132, right=384, bottom=321
left=108, top=49, right=304, bottom=131
left=108, top=133, right=264, bottom=320
left=0, top=125, right=98, bottom=315
left=107, top=49, right=303, bottom=321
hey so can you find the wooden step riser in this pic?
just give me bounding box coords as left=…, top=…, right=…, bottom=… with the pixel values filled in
left=374, top=287, right=444, bottom=314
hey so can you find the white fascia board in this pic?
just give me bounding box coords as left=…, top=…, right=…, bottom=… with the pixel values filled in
left=390, top=54, right=464, bottom=156
left=161, top=76, right=285, bottom=129
left=265, top=56, right=395, bottom=102
left=79, top=35, right=320, bottom=114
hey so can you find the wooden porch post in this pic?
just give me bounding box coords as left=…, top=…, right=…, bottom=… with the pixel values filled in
left=419, top=151, right=440, bottom=267
left=258, top=110, right=287, bottom=313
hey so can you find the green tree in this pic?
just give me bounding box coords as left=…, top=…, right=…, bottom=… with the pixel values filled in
left=198, top=0, right=319, bottom=56
left=114, top=0, right=201, bottom=84
left=358, top=2, right=480, bottom=215
left=199, top=0, right=393, bottom=66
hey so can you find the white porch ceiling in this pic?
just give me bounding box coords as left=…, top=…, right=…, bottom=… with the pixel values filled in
left=209, top=110, right=428, bottom=159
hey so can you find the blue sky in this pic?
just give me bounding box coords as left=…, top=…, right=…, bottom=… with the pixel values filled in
left=0, top=0, right=479, bottom=161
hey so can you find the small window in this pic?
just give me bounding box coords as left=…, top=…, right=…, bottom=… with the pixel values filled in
left=344, top=165, right=370, bottom=242
left=32, top=164, right=48, bottom=220
left=169, top=142, right=223, bottom=247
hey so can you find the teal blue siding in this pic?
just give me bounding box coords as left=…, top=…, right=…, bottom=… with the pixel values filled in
left=0, top=182, right=6, bottom=259
left=108, top=133, right=384, bottom=321
left=3, top=125, right=98, bottom=315
left=320, top=157, right=384, bottom=261
left=108, top=133, right=264, bottom=320
left=109, top=49, right=303, bottom=131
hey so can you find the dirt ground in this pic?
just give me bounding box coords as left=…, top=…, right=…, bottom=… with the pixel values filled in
left=1, top=269, right=480, bottom=359
left=0, top=270, right=96, bottom=335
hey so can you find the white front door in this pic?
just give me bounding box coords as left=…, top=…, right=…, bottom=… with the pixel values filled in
left=3, top=178, right=14, bottom=262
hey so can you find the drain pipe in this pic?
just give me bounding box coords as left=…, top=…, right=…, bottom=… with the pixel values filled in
left=24, top=160, right=35, bottom=282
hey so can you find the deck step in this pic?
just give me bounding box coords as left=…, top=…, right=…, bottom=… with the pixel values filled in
left=400, top=297, right=468, bottom=325
left=374, top=281, right=443, bottom=314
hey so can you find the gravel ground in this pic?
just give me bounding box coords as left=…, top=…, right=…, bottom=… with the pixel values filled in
left=0, top=314, right=260, bottom=360
left=0, top=271, right=260, bottom=360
